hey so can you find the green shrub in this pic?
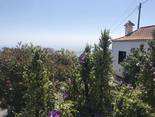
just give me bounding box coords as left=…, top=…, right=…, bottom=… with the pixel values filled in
left=112, top=86, right=152, bottom=117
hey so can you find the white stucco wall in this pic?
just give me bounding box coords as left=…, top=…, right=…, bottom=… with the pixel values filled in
left=112, top=40, right=149, bottom=77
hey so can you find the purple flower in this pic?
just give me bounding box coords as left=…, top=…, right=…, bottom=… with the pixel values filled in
left=48, top=110, right=60, bottom=117
left=149, top=62, right=155, bottom=71
left=152, top=62, right=155, bottom=68
left=79, top=52, right=85, bottom=64
left=63, top=92, right=69, bottom=100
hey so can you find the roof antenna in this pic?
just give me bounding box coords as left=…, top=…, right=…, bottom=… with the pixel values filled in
left=137, top=2, right=142, bottom=29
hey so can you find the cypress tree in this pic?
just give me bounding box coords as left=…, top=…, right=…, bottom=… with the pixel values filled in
left=93, top=30, right=113, bottom=116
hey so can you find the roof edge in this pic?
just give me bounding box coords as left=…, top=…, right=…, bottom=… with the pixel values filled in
left=112, top=38, right=149, bottom=42
left=140, top=25, right=155, bottom=29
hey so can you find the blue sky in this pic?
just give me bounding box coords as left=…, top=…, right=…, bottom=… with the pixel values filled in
left=0, top=0, right=154, bottom=51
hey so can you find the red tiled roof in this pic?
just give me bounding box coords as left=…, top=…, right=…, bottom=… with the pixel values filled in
left=112, top=25, right=155, bottom=42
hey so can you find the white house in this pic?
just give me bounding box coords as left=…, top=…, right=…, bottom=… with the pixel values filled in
left=112, top=20, right=155, bottom=77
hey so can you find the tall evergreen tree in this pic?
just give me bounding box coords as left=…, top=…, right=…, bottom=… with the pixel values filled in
left=93, top=30, right=113, bottom=116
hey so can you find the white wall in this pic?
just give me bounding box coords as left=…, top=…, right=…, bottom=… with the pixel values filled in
left=112, top=40, right=149, bottom=77
left=0, top=108, right=7, bottom=117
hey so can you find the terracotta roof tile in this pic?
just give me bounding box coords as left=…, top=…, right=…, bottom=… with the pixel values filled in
left=112, top=25, right=155, bottom=41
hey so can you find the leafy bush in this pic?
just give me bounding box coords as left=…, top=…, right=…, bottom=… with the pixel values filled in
left=112, top=86, right=152, bottom=117
left=122, top=44, right=149, bottom=87
left=17, top=47, right=54, bottom=116
left=54, top=91, right=77, bottom=117
left=0, top=44, right=32, bottom=116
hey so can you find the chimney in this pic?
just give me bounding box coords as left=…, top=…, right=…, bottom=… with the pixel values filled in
left=124, top=20, right=135, bottom=35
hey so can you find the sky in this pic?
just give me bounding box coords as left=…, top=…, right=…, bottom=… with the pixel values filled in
left=0, top=0, right=154, bottom=51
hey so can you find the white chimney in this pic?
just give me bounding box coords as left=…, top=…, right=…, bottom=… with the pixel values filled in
left=124, top=20, right=135, bottom=35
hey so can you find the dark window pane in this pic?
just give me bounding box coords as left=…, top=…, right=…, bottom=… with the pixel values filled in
left=118, top=51, right=126, bottom=63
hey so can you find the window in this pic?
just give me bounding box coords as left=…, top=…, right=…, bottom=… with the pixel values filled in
left=118, top=51, right=126, bottom=63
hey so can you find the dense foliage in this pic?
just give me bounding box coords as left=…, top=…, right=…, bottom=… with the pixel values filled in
left=112, top=86, right=151, bottom=117
left=93, top=30, right=113, bottom=116
left=0, top=30, right=155, bottom=117
left=122, top=44, right=149, bottom=87
left=0, top=44, right=32, bottom=116
left=19, top=47, right=54, bottom=116
left=121, top=30, right=155, bottom=116
left=147, top=30, right=155, bottom=108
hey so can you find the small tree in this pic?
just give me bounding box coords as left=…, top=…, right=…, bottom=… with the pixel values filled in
left=121, top=30, right=155, bottom=109
left=21, top=47, right=54, bottom=116
left=93, top=30, right=113, bottom=116
left=79, top=45, right=93, bottom=116
left=122, top=45, right=148, bottom=87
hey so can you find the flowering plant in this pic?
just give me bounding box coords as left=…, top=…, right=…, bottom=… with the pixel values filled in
left=48, top=110, right=61, bottom=117
left=79, top=52, right=85, bottom=64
